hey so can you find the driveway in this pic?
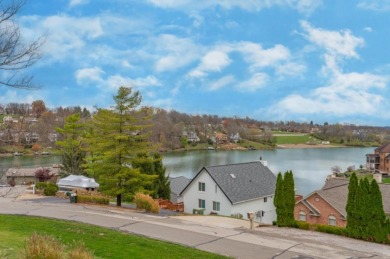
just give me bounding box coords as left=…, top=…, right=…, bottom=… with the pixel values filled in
left=0, top=189, right=389, bottom=259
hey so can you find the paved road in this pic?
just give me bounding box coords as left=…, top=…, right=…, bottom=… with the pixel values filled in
left=0, top=189, right=389, bottom=259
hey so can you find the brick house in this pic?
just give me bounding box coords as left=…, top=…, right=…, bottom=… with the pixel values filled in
left=294, top=178, right=390, bottom=227
left=366, top=142, right=390, bottom=173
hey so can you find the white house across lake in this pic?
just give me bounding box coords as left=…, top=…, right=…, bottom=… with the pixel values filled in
left=180, top=160, right=277, bottom=224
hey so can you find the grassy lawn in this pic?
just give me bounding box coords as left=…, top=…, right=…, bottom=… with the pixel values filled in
left=0, top=215, right=229, bottom=259
left=275, top=135, right=319, bottom=145
left=382, top=178, right=390, bottom=184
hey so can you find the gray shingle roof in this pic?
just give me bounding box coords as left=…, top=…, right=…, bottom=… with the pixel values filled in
left=170, top=176, right=191, bottom=195
left=5, top=167, right=60, bottom=177
left=183, top=161, right=276, bottom=204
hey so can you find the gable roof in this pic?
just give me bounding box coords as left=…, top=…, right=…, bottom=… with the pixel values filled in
left=181, top=161, right=276, bottom=204
left=170, top=176, right=191, bottom=195
left=375, top=142, right=390, bottom=153
left=298, top=178, right=390, bottom=217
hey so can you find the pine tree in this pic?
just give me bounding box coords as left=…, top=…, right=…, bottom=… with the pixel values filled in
left=153, top=153, right=171, bottom=200
left=346, top=172, right=358, bottom=237
left=56, top=114, right=86, bottom=176
left=84, top=86, right=154, bottom=206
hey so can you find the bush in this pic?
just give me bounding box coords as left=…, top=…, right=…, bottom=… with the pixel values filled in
left=67, top=243, right=94, bottom=259
left=43, top=183, right=59, bottom=196
left=134, top=193, right=160, bottom=214
left=230, top=213, right=243, bottom=219
left=315, top=224, right=347, bottom=236
left=19, top=233, right=64, bottom=259
left=35, top=182, right=48, bottom=190
left=75, top=189, right=110, bottom=205
left=295, top=221, right=310, bottom=230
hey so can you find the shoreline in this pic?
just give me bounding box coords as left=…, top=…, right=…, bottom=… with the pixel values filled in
left=276, top=144, right=345, bottom=149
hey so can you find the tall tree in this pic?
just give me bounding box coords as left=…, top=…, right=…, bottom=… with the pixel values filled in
left=56, top=114, right=86, bottom=176
left=0, top=0, right=42, bottom=89
left=274, top=172, right=284, bottom=226
left=152, top=153, right=170, bottom=200
left=369, top=180, right=388, bottom=242
left=31, top=100, right=47, bottom=118
left=284, top=171, right=296, bottom=226
left=84, top=86, right=154, bottom=206
left=346, top=172, right=358, bottom=237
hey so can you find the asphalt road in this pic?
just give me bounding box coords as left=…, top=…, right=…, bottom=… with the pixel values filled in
left=0, top=188, right=389, bottom=259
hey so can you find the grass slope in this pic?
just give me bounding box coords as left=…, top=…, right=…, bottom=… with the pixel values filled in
left=0, top=215, right=229, bottom=259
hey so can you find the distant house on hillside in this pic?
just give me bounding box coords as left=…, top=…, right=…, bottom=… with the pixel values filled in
left=366, top=142, right=390, bottom=173
left=181, top=161, right=277, bottom=224
left=5, top=167, right=60, bottom=185
left=295, top=178, right=390, bottom=227
left=169, top=176, right=191, bottom=204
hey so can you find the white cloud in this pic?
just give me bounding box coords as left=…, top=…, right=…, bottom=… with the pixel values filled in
left=146, top=0, right=322, bottom=14
left=154, top=34, right=203, bottom=72
left=271, top=22, right=389, bottom=119
left=75, top=67, right=105, bottom=85
left=357, top=0, right=390, bottom=11
left=236, top=73, right=268, bottom=92
left=276, top=62, right=306, bottom=77
left=69, top=0, right=89, bottom=7
left=236, top=42, right=291, bottom=71
left=209, top=75, right=235, bottom=91
left=189, top=50, right=232, bottom=77
left=363, top=26, right=373, bottom=32
left=300, top=20, right=364, bottom=59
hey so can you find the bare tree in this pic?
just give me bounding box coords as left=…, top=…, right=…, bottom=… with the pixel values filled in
left=0, top=0, right=43, bottom=89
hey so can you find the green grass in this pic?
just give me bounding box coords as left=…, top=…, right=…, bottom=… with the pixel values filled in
left=0, top=215, right=229, bottom=259
left=382, top=178, right=390, bottom=184
left=275, top=135, right=319, bottom=145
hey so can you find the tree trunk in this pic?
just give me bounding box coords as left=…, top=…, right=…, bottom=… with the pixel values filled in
left=116, top=193, right=122, bottom=207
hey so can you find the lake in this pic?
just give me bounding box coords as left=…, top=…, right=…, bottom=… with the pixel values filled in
left=0, top=147, right=374, bottom=195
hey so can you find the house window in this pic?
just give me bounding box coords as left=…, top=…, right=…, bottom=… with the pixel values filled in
left=213, top=201, right=220, bottom=211
left=298, top=211, right=306, bottom=221
left=264, top=197, right=267, bottom=203
left=328, top=215, right=337, bottom=226
left=198, top=182, right=205, bottom=192
left=198, top=199, right=205, bottom=209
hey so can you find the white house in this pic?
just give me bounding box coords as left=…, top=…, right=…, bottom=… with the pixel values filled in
left=181, top=161, right=277, bottom=224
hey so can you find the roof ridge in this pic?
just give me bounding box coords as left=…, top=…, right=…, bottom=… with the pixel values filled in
left=205, top=161, right=264, bottom=168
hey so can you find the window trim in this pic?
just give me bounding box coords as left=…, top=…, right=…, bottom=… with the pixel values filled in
left=213, top=201, right=220, bottom=211
left=298, top=211, right=306, bottom=221
left=198, top=182, right=205, bottom=192
left=328, top=215, right=337, bottom=226
left=198, top=199, right=205, bottom=209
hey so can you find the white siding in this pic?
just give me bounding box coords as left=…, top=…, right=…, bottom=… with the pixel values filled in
left=231, top=196, right=276, bottom=224
left=182, top=169, right=232, bottom=215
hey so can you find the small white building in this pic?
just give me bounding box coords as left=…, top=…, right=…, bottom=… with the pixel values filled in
left=181, top=161, right=277, bottom=224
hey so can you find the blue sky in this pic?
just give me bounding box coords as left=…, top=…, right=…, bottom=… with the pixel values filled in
left=1, top=0, right=390, bottom=126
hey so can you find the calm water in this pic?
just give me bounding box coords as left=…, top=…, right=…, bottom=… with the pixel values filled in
left=0, top=147, right=374, bottom=195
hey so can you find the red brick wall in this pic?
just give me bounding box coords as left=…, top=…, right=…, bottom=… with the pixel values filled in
left=294, top=193, right=346, bottom=227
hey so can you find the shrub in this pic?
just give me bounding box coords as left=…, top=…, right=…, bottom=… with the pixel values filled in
left=43, top=183, right=59, bottom=196
left=35, top=182, right=48, bottom=190
left=67, top=243, right=94, bottom=259
left=134, top=193, right=160, bottom=214
left=19, top=233, right=64, bottom=259
left=315, top=224, right=347, bottom=236
left=295, top=221, right=310, bottom=230
left=75, top=189, right=110, bottom=205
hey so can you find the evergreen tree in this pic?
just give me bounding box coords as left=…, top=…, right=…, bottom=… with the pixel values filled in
left=346, top=172, right=358, bottom=237
left=56, top=114, right=86, bottom=176
left=153, top=153, right=171, bottom=200
left=84, top=86, right=154, bottom=206
left=274, top=172, right=284, bottom=226
left=284, top=171, right=296, bottom=226
left=369, top=180, right=388, bottom=242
